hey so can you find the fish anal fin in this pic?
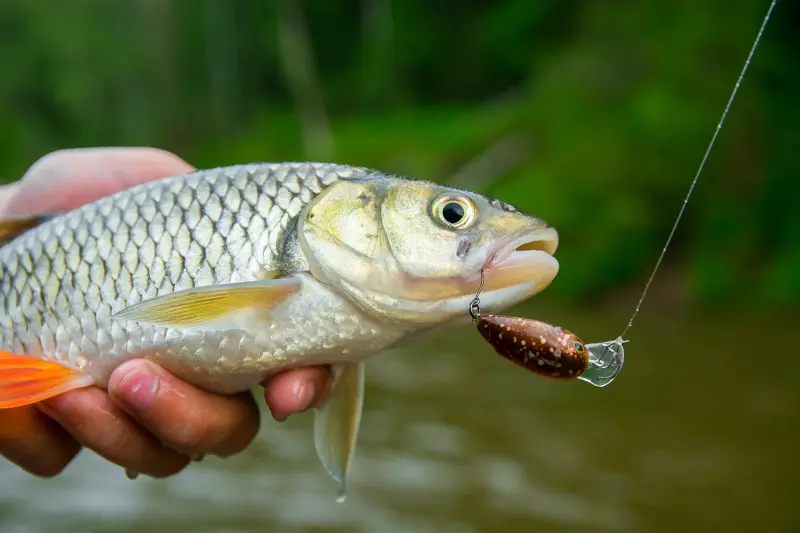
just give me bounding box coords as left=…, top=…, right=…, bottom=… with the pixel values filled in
left=0, top=350, right=94, bottom=409
left=112, top=277, right=302, bottom=328
left=314, top=361, right=365, bottom=503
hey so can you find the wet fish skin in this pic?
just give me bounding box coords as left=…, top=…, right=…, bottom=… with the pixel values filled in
left=0, top=162, right=396, bottom=393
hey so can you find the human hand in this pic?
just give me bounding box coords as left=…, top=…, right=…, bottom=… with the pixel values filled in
left=0, top=147, right=331, bottom=478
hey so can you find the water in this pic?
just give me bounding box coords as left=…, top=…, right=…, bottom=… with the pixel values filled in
left=1, top=302, right=797, bottom=533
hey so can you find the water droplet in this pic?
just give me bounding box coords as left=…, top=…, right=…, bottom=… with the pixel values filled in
left=578, top=337, right=626, bottom=388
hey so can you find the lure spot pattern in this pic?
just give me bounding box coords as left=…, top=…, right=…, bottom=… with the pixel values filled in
left=477, top=314, right=588, bottom=380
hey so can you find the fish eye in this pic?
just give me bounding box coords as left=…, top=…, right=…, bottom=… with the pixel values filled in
left=442, top=202, right=465, bottom=224
left=572, top=340, right=585, bottom=353
left=431, top=194, right=477, bottom=230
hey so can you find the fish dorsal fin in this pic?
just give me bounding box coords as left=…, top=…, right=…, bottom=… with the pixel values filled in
left=314, top=361, right=365, bottom=503
left=0, top=212, right=63, bottom=246
left=113, top=277, right=302, bottom=329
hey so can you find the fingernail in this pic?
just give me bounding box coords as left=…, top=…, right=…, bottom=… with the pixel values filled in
left=294, top=379, right=315, bottom=413
left=111, top=360, right=161, bottom=410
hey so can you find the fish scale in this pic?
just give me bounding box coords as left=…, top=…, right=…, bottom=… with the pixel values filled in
left=0, top=162, right=388, bottom=392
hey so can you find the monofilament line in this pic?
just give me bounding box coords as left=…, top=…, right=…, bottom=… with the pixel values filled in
left=618, top=0, right=778, bottom=340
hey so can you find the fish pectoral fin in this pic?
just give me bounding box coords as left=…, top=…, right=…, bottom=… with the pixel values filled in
left=0, top=350, right=95, bottom=409
left=314, top=361, right=365, bottom=503
left=112, top=277, right=302, bottom=328
left=0, top=212, right=64, bottom=246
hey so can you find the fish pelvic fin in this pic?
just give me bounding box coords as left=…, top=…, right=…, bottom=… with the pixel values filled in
left=112, top=277, right=302, bottom=329
left=0, top=212, right=63, bottom=246
left=0, top=350, right=95, bottom=409
left=314, top=361, right=365, bottom=503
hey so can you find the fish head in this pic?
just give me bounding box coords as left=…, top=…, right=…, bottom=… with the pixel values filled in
left=299, top=173, right=558, bottom=325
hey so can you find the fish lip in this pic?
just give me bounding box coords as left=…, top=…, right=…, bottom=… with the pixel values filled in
left=485, top=227, right=559, bottom=269
left=464, top=226, right=559, bottom=297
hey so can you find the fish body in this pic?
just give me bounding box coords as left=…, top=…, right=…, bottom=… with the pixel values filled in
left=0, top=163, right=404, bottom=393
left=0, top=162, right=560, bottom=499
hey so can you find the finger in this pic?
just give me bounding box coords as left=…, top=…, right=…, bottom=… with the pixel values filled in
left=39, top=388, right=190, bottom=478
left=0, top=406, right=81, bottom=477
left=264, top=366, right=331, bottom=422
left=0, top=183, right=20, bottom=213
left=108, top=359, right=260, bottom=457
left=4, top=147, right=194, bottom=217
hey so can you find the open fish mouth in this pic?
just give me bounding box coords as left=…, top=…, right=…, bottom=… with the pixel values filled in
left=478, top=227, right=560, bottom=293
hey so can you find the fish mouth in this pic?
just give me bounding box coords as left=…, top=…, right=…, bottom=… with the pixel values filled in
left=478, top=227, right=560, bottom=293
left=327, top=226, right=560, bottom=322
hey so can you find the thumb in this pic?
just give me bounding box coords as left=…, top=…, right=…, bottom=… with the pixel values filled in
left=3, top=147, right=194, bottom=217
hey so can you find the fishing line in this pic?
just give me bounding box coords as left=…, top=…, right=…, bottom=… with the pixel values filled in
left=617, top=0, right=778, bottom=340
left=469, top=0, right=778, bottom=388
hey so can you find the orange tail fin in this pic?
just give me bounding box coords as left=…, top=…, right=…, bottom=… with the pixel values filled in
left=0, top=350, right=95, bottom=409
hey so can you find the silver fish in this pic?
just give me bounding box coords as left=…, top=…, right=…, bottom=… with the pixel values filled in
left=0, top=162, right=559, bottom=499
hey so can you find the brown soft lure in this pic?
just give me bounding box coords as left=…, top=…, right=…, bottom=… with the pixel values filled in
left=476, top=315, right=588, bottom=380
left=469, top=269, right=625, bottom=387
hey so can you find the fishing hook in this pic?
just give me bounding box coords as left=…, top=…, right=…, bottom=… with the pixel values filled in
left=469, top=268, right=485, bottom=323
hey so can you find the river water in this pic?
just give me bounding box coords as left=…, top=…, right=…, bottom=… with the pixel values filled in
left=1, top=301, right=797, bottom=532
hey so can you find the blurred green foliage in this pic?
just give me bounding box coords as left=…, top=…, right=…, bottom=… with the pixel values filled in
left=0, top=0, right=796, bottom=308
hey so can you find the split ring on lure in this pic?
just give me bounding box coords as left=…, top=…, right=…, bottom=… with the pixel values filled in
left=470, top=270, right=625, bottom=388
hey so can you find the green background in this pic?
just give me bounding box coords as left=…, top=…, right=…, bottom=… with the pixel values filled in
left=1, top=0, right=797, bottom=307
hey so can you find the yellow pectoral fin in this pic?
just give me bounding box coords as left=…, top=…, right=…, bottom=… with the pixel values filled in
left=314, top=361, right=365, bottom=503
left=113, top=277, right=302, bottom=328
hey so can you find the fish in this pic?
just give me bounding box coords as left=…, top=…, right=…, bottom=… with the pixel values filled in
left=0, top=162, right=559, bottom=499
left=475, top=315, right=589, bottom=380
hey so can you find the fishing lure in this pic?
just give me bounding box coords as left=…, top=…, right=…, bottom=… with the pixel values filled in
left=469, top=270, right=623, bottom=388
left=476, top=314, right=589, bottom=380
